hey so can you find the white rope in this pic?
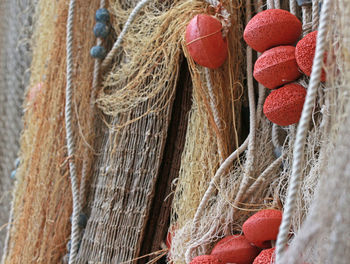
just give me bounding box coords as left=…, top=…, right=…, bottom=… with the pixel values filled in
left=267, top=0, right=275, bottom=9
left=65, top=0, right=81, bottom=263
left=272, top=123, right=282, bottom=150
left=101, top=0, right=151, bottom=71
left=242, top=152, right=287, bottom=202
left=302, top=5, right=312, bottom=36
left=204, top=68, right=225, bottom=160
left=274, top=0, right=280, bottom=9
left=275, top=0, right=332, bottom=262
left=289, top=0, right=297, bottom=15
left=185, top=136, right=249, bottom=263
left=312, top=0, right=319, bottom=30
left=233, top=0, right=256, bottom=207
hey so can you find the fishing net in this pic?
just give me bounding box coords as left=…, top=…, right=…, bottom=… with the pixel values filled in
left=169, top=0, right=336, bottom=263
left=0, top=0, right=35, bottom=258
left=280, top=0, right=350, bottom=263
left=3, top=0, right=350, bottom=263
left=2, top=0, right=103, bottom=263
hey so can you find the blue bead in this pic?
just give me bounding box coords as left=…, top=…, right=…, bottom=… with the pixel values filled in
left=70, top=213, right=88, bottom=228
left=67, top=240, right=71, bottom=251
left=78, top=213, right=88, bottom=228
left=90, top=46, right=106, bottom=59
left=273, top=147, right=282, bottom=158
left=10, top=170, right=16, bottom=179
left=297, top=0, right=312, bottom=6
left=93, top=22, right=109, bottom=38
left=95, top=8, right=110, bottom=23
left=14, top=158, right=20, bottom=168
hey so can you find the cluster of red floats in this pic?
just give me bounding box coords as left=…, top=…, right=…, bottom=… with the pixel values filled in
left=245, top=9, right=324, bottom=127
left=185, top=9, right=325, bottom=127
left=186, top=209, right=282, bottom=264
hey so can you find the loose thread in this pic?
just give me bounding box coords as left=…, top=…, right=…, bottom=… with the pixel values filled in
left=275, top=0, right=332, bottom=262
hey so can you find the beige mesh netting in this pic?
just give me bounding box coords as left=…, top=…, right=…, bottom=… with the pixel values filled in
left=2, top=0, right=350, bottom=263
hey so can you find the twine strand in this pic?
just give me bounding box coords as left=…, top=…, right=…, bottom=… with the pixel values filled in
left=275, top=0, right=332, bottom=262
left=65, top=0, right=81, bottom=263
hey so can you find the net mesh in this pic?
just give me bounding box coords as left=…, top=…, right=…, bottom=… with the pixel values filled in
left=169, top=1, right=333, bottom=263
left=0, top=0, right=35, bottom=258
left=3, top=0, right=350, bottom=263
left=3, top=0, right=103, bottom=263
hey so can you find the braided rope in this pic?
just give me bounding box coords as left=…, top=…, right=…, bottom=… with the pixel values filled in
left=242, top=152, right=287, bottom=202
left=275, top=0, right=332, bottom=262
left=267, top=0, right=275, bottom=9
left=101, top=0, right=151, bottom=72
left=204, top=68, right=225, bottom=160
left=185, top=136, right=249, bottom=263
left=232, top=0, right=257, bottom=209
left=290, top=0, right=297, bottom=15
left=65, top=0, right=81, bottom=263
left=312, top=0, right=319, bottom=30
left=302, top=5, right=312, bottom=36
left=274, top=0, right=280, bottom=9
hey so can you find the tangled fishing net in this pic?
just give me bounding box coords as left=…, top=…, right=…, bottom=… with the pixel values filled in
left=2, top=0, right=350, bottom=263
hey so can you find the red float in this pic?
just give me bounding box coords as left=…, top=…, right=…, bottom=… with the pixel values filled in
left=190, top=255, right=223, bottom=264
left=242, top=209, right=282, bottom=248
left=254, top=46, right=301, bottom=89
left=263, top=83, right=306, bottom=127
left=166, top=225, right=176, bottom=249
left=295, top=31, right=326, bottom=82
left=185, top=14, right=228, bottom=69
left=210, top=235, right=259, bottom=264
left=244, top=9, right=302, bottom=52
left=253, top=247, right=276, bottom=264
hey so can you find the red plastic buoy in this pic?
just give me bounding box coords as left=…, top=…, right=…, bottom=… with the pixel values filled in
left=210, top=235, right=259, bottom=264
left=190, top=255, right=223, bottom=264
left=166, top=225, right=176, bottom=249
left=263, top=83, right=306, bottom=126
left=253, top=247, right=275, bottom=264
left=242, top=209, right=282, bottom=248
left=295, top=31, right=326, bottom=82
left=254, top=46, right=302, bottom=89
left=244, top=9, right=302, bottom=52
left=185, top=14, right=228, bottom=69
